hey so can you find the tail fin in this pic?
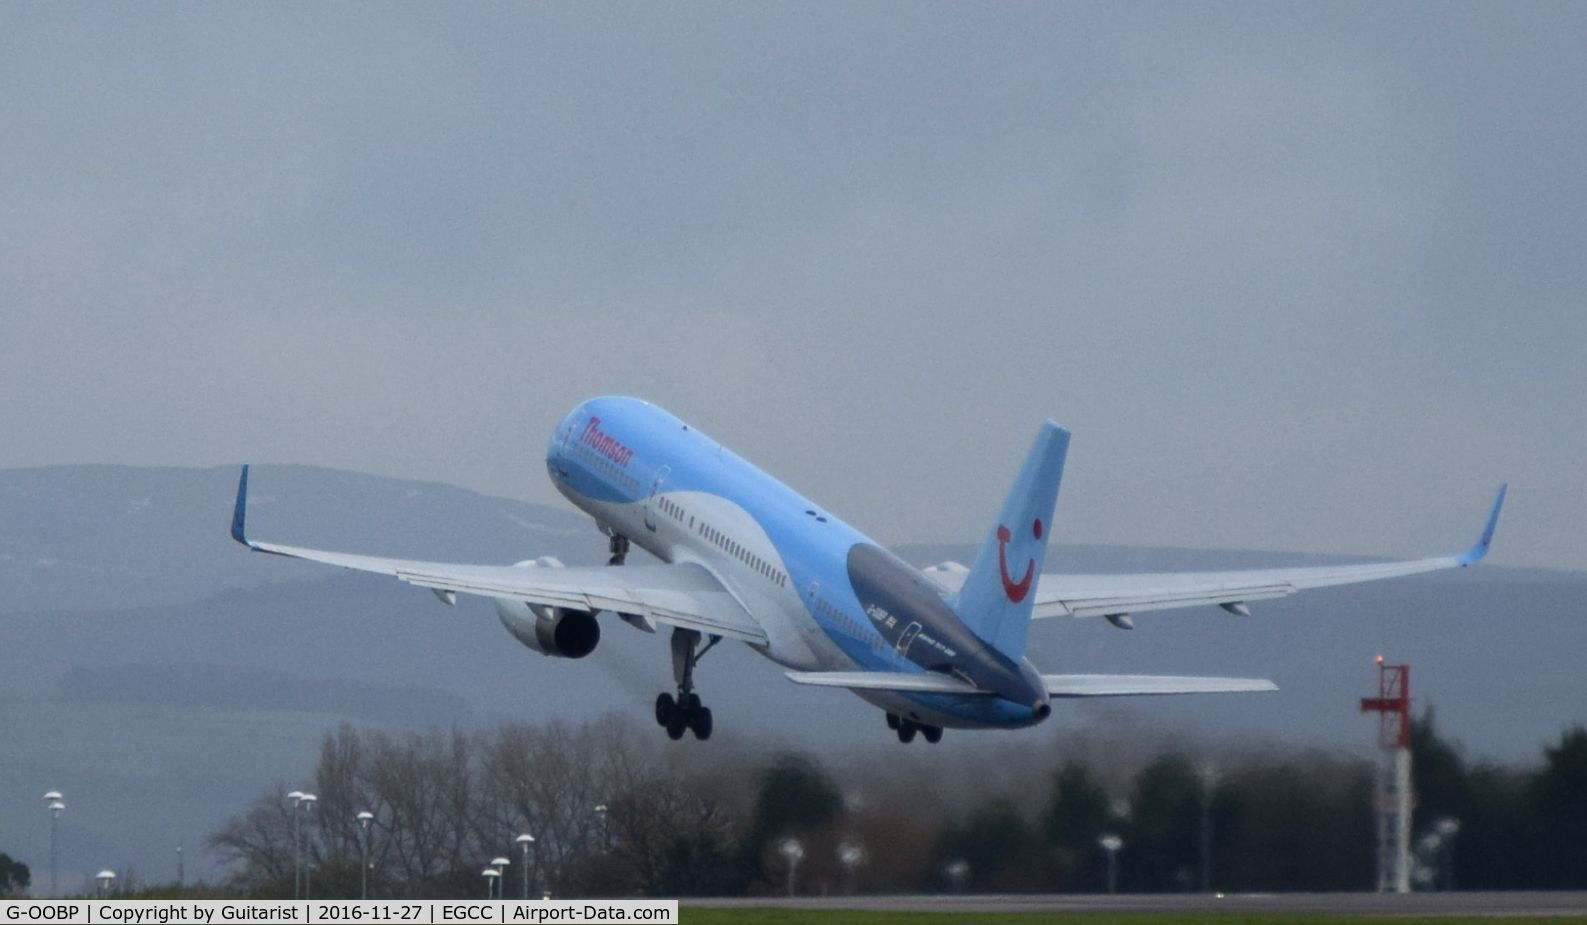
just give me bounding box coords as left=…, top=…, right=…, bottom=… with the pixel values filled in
left=950, top=421, right=1069, bottom=659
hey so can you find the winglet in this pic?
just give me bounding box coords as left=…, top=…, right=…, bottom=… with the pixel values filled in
left=1457, top=483, right=1507, bottom=566
left=231, top=465, right=252, bottom=547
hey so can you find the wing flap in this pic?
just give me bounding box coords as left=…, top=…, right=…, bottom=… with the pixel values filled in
left=1044, top=674, right=1278, bottom=697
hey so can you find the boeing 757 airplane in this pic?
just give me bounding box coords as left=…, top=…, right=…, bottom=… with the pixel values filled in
left=230, top=396, right=1505, bottom=743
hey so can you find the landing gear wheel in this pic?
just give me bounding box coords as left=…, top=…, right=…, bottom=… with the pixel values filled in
left=690, top=707, right=713, bottom=741
left=658, top=627, right=723, bottom=742
left=922, top=725, right=943, bottom=744
left=897, top=722, right=917, bottom=744
left=608, top=534, right=630, bottom=566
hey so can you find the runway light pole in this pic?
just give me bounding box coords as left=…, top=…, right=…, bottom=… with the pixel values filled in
left=357, top=812, right=375, bottom=900
left=490, top=857, right=511, bottom=900
left=837, top=841, right=865, bottom=894
left=1198, top=761, right=1220, bottom=893
left=95, top=870, right=115, bottom=899
left=515, top=834, right=535, bottom=900
left=593, top=803, right=609, bottom=850
left=1099, top=833, right=1124, bottom=894
left=482, top=868, right=500, bottom=899
left=944, top=859, right=970, bottom=894
left=43, top=792, right=64, bottom=897
left=778, top=838, right=804, bottom=896
left=1436, top=817, right=1461, bottom=891
left=300, top=794, right=317, bottom=900
left=287, top=791, right=305, bottom=899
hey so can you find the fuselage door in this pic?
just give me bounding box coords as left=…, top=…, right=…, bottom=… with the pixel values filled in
left=643, top=465, right=670, bottom=532
left=895, top=621, right=923, bottom=656
left=551, top=414, right=578, bottom=478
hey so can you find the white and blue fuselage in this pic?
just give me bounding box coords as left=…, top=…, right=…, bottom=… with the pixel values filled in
left=547, top=396, right=1046, bottom=730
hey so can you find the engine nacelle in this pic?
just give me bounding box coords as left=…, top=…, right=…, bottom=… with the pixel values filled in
left=493, top=557, right=600, bottom=659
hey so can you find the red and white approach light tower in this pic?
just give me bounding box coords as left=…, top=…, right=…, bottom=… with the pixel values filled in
left=1360, top=656, right=1412, bottom=893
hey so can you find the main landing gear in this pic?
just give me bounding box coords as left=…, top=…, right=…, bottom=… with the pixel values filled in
left=608, top=534, right=630, bottom=566
left=886, top=712, right=942, bottom=744
left=655, top=627, right=720, bottom=741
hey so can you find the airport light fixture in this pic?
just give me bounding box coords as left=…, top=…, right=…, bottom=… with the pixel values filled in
left=1197, top=760, right=1220, bottom=893
left=357, top=811, right=375, bottom=899
left=837, top=841, right=865, bottom=894
left=95, top=870, right=115, bottom=899
left=287, top=791, right=317, bottom=899
left=593, top=803, right=610, bottom=850
left=482, top=868, right=501, bottom=899
left=943, top=859, right=970, bottom=894
left=515, top=834, right=536, bottom=900
left=778, top=837, right=804, bottom=896
left=1435, top=817, right=1461, bottom=890
left=490, top=857, right=511, bottom=899
left=1099, top=833, right=1124, bottom=894
left=287, top=791, right=306, bottom=899
left=43, top=792, right=65, bottom=897
left=300, top=794, right=317, bottom=900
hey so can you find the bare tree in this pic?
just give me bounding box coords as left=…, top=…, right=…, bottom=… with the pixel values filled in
left=208, top=780, right=297, bottom=895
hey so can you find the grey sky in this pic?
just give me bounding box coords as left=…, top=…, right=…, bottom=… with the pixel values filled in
left=3, top=3, right=1583, bottom=570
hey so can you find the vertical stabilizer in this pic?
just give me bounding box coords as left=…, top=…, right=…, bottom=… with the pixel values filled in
left=950, top=421, right=1069, bottom=659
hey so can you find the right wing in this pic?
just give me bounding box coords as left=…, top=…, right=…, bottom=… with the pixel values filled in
left=229, top=466, right=768, bottom=646
left=925, top=484, right=1506, bottom=622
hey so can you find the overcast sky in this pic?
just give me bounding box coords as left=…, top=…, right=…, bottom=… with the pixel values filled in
left=3, top=3, right=1583, bottom=571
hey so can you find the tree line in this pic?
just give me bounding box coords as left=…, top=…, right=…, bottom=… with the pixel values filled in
left=200, top=711, right=1584, bottom=898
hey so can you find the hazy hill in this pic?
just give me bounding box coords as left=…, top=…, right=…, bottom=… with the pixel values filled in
left=0, top=464, right=592, bottom=614
left=0, top=464, right=1580, bottom=889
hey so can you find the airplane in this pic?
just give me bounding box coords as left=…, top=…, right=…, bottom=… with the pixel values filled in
left=229, top=396, right=1506, bottom=744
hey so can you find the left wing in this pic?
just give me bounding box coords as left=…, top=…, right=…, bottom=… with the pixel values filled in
left=924, top=484, right=1506, bottom=622
left=229, top=466, right=768, bottom=645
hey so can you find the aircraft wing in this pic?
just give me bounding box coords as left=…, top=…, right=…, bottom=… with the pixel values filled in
left=924, top=485, right=1506, bottom=622
left=228, top=467, right=768, bottom=646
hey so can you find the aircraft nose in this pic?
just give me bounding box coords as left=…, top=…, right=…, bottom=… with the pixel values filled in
left=1033, top=701, right=1051, bottom=721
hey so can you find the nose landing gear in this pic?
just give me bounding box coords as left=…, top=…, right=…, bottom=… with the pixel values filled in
left=886, top=712, right=942, bottom=744
left=608, top=534, right=630, bottom=566
left=654, top=628, right=719, bottom=741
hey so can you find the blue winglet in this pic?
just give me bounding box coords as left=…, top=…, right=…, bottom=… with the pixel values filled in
left=1457, top=483, right=1507, bottom=566
left=231, top=465, right=251, bottom=546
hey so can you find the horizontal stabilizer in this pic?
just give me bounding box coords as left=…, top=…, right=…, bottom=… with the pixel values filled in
left=1043, top=674, right=1278, bottom=697
left=785, top=671, right=1278, bottom=699
left=784, top=671, right=986, bottom=695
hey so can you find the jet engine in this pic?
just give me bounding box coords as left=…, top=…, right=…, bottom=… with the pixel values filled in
left=492, top=557, right=601, bottom=659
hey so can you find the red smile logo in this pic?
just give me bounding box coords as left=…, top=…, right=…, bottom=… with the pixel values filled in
left=997, top=519, right=1043, bottom=603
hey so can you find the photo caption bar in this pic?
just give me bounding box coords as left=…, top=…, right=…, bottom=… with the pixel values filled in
left=0, top=900, right=678, bottom=924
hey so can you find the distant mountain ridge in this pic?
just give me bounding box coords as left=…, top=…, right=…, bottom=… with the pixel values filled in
left=7, top=463, right=1562, bottom=617
left=0, top=464, right=1580, bottom=889
left=0, top=464, right=592, bottom=614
